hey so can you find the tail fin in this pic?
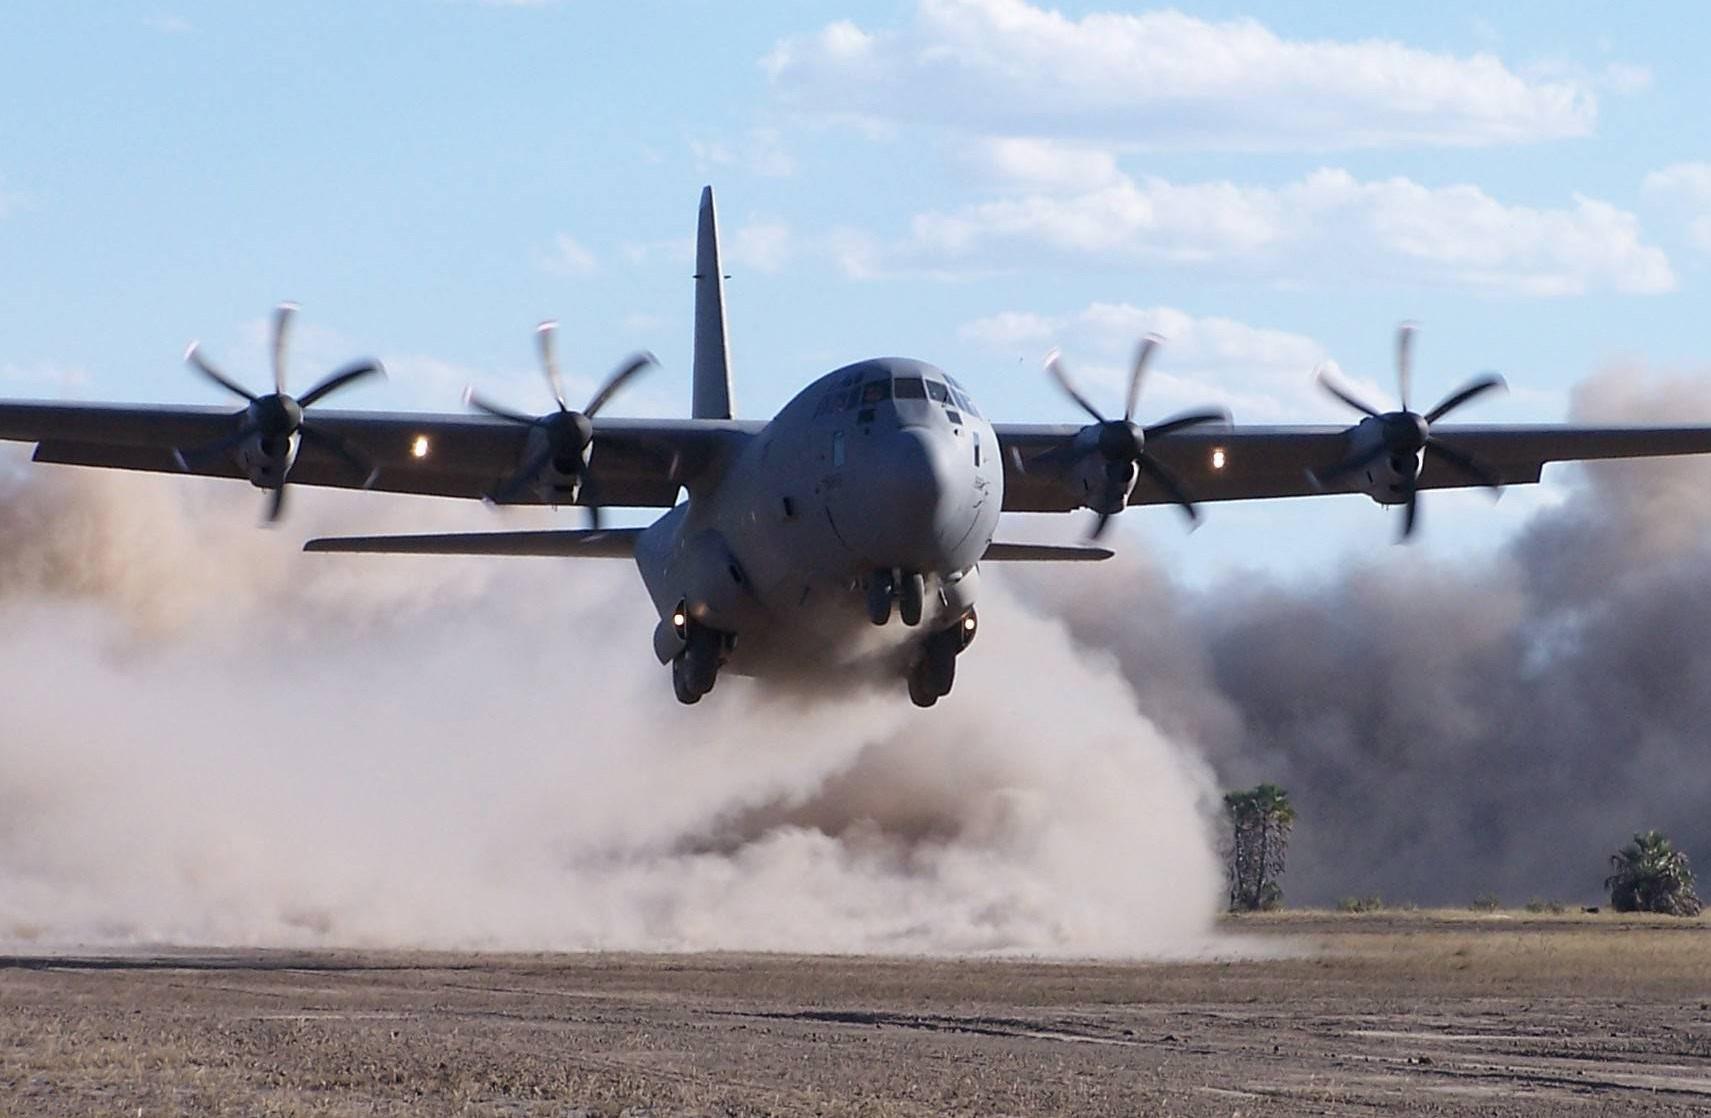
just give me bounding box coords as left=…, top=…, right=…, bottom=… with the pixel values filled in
left=692, top=185, right=735, bottom=420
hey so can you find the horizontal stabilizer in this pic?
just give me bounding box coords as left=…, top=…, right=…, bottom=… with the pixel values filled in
left=981, top=542, right=1113, bottom=562
left=305, top=528, right=641, bottom=557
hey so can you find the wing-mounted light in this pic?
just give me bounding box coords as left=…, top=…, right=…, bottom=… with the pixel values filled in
left=174, top=302, right=385, bottom=522
left=1312, top=323, right=1506, bottom=540
left=1042, top=335, right=1230, bottom=538
left=464, top=320, right=655, bottom=529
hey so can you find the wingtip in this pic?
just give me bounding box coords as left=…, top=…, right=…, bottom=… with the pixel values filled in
left=183, top=341, right=201, bottom=362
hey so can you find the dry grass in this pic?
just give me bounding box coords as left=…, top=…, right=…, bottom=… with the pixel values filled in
left=3, top=912, right=1711, bottom=1115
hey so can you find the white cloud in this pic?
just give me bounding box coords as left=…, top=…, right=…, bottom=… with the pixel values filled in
left=540, top=233, right=598, bottom=277
left=727, top=220, right=794, bottom=273
left=889, top=161, right=1673, bottom=296
left=144, top=12, right=193, bottom=34
left=689, top=128, right=796, bottom=178
left=961, top=302, right=1335, bottom=422
left=766, top=0, right=1597, bottom=150
left=1643, top=162, right=1711, bottom=254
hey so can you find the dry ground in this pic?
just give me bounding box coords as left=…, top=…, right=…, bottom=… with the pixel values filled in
left=3, top=910, right=1710, bottom=1115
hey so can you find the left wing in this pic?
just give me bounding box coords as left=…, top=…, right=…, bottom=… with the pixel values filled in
left=0, top=401, right=761, bottom=507
left=997, top=423, right=1711, bottom=512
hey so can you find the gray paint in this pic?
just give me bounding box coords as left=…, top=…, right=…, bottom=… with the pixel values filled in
left=692, top=185, right=735, bottom=422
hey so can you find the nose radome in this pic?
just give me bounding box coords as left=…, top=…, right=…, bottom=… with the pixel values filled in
left=851, top=425, right=966, bottom=570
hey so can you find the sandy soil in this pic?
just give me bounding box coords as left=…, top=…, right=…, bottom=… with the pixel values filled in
left=3, top=910, right=1710, bottom=1115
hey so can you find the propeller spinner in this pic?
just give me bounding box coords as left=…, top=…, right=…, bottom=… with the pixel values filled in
left=1044, top=335, right=1230, bottom=539
left=1312, top=323, right=1507, bottom=540
left=175, top=302, right=385, bottom=522
left=464, top=321, right=655, bottom=528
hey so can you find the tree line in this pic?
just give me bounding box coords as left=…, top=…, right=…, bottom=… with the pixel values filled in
left=1223, top=784, right=1702, bottom=916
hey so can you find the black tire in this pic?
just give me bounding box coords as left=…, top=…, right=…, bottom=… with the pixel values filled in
left=926, top=634, right=957, bottom=695
left=898, top=572, right=925, bottom=627
left=867, top=570, right=895, bottom=626
left=672, top=657, right=703, bottom=704
left=907, top=665, right=939, bottom=707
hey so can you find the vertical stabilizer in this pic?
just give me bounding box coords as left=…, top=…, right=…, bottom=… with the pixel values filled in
left=692, top=186, right=735, bottom=420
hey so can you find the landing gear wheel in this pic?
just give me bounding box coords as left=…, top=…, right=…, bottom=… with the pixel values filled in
left=671, top=622, right=724, bottom=705
left=866, top=569, right=895, bottom=626
left=672, top=656, right=703, bottom=705
left=906, top=625, right=960, bottom=708
left=898, top=572, right=926, bottom=628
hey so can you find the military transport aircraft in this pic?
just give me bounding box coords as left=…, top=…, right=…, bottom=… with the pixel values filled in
left=3, top=187, right=1711, bottom=707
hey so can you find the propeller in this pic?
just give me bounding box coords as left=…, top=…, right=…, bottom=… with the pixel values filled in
left=1312, top=323, right=1507, bottom=540
left=174, top=302, right=385, bottom=522
left=1044, top=335, right=1230, bottom=539
left=464, top=320, right=656, bottom=528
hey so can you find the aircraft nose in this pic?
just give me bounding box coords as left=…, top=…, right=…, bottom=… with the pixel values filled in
left=856, top=424, right=962, bottom=569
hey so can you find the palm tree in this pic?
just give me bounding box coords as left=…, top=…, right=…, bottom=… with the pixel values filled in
left=1605, top=831, right=1703, bottom=916
left=1225, top=784, right=1296, bottom=912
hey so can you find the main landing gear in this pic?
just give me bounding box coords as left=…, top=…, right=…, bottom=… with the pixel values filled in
left=907, top=609, right=977, bottom=708
left=867, top=568, right=926, bottom=627
left=672, top=617, right=727, bottom=705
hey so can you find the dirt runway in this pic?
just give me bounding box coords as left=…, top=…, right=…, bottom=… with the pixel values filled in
left=3, top=911, right=1709, bottom=1115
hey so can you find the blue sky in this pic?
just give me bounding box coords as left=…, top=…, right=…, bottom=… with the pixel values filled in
left=3, top=1, right=1709, bottom=582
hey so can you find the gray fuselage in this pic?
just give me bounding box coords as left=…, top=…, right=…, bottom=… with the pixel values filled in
left=634, top=357, right=1002, bottom=676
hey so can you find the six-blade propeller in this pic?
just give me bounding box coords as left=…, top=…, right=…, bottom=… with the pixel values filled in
left=1312, top=323, right=1507, bottom=540
left=174, top=302, right=385, bottom=522
left=1044, top=335, right=1231, bottom=538
left=463, top=320, right=656, bottom=529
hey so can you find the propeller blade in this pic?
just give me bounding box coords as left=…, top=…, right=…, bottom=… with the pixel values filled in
left=583, top=352, right=657, bottom=419
left=185, top=343, right=258, bottom=403
left=537, top=320, right=568, bottom=412
left=267, top=481, right=288, bottom=524
left=1424, top=373, right=1507, bottom=424
left=297, top=359, right=384, bottom=409
left=1316, top=366, right=1384, bottom=419
left=1396, top=322, right=1416, bottom=413
left=1144, top=407, right=1230, bottom=440
left=1089, top=510, right=1114, bottom=540
left=1138, top=451, right=1201, bottom=526
left=271, top=302, right=298, bottom=395
left=1123, top=334, right=1162, bottom=423
left=1308, top=441, right=1388, bottom=490
left=173, top=421, right=262, bottom=472
left=489, top=444, right=557, bottom=505
left=1400, top=487, right=1420, bottom=541
left=464, top=389, right=538, bottom=426
left=1045, top=350, right=1107, bottom=424
left=1425, top=437, right=1503, bottom=493
left=299, top=423, right=380, bottom=488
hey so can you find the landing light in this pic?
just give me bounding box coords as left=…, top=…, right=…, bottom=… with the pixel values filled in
left=411, top=434, right=431, bottom=459
left=1211, top=447, right=1226, bottom=470
left=962, top=615, right=977, bottom=632
left=672, top=611, right=687, bottom=629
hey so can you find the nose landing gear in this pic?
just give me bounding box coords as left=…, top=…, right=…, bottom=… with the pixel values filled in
left=866, top=568, right=927, bottom=627
left=907, top=609, right=977, bottom=708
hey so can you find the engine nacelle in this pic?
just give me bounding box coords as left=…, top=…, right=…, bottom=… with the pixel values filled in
left=1340, top=418, right=1422, bottom=507
left=1062, top=427, right=1136, bottom=514
left=238, top=431, right=298, bottom=489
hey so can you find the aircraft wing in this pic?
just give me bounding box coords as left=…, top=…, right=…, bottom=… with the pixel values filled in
left=0, top=401, right=763, bottom=507
left=995, top=423, right=1711, bottom=512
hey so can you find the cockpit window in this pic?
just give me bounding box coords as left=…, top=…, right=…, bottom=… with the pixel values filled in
left=894, top=376, right=927, bottom=399
left=861, top=379, right=892, bottom=404
left=925, top=380, right=951, bottom=404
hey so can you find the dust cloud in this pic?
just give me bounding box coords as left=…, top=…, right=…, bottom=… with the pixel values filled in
left=0, top=455, right=1222, bottom=955
left=1010, top=364, right=1711, bottom=907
